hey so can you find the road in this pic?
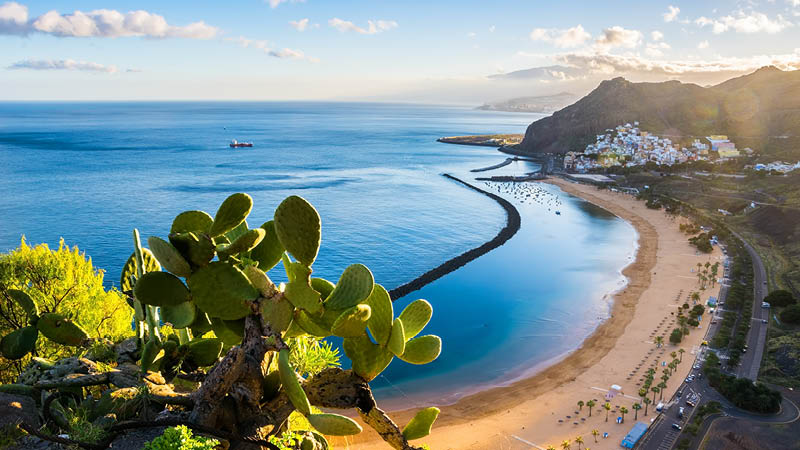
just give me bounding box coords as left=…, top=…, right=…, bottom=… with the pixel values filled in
left=732, top=232, right=769, bottom=381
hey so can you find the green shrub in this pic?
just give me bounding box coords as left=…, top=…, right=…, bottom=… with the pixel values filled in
left=780, top=304, right=800, bottom=324
left=765, top=290, right=796, bottom=307
left=670, top=328, right=683, bottom=344
left=144, top=425, right=219, bottom=450
left=0, top=238, right=133, bottom=383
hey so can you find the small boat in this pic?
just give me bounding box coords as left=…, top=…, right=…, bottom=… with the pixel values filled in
left=230, top=139, right=253, bottom=148
left=555, top=211, right=561, bottom=215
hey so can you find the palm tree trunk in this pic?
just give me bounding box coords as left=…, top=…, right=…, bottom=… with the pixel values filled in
left=634, top=410, right=638, bottom=420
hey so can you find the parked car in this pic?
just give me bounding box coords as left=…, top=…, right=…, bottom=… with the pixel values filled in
left=686, top=400, right=696, bottom=407
left=677, top=390, right=683, bottom=397
left=678, top=407, right=685, bottom=418
left=762, top=319, right=768, bottom=324
left=672, top=423, right=682, bottom=430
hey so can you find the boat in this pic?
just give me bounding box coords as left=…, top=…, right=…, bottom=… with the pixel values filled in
left=555, top=211, right=561, bottom=215
left=230, top=139, right=253, bottom=148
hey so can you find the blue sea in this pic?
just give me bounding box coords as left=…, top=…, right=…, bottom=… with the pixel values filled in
left=0, top=102, right=635, bottom=406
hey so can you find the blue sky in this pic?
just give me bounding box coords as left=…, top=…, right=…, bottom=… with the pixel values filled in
left=2, top=1, right=800, bottom=101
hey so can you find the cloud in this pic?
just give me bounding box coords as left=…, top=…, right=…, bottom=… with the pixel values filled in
left=225, top=35, right=315, bottom=62
left=663, top=5, right=680, bottom=23
left=696, top=11, right=792, bottom=34
left=529, top=24, right=591, bottom=48
left=645, top=41, right=671, bottom=58
left=328, top=18, right=398, bottom=34
left=698, top=40, right=710, bottom=49
left=8, top=58, right=118, bottom=73
left=594, top=26, right=643, bottom=51
left=489, top=25, right=495, bottom=33
left=289, top=18, right=310, bottom=31
left=267, top=0, right=305, bottom=8
left=651, top=30, right=664, bottom=41
left=0, top=2, right=218, bottom=38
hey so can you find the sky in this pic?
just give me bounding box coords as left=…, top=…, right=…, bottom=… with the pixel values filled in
left=1, top=0, right=800, bottom=103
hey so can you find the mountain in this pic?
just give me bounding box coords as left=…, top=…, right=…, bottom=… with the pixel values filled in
left=477, top=92, right=578, bottom=113
left=519, top=67, right=800, bottom=154
left=488, top=66, right=584, bottom=81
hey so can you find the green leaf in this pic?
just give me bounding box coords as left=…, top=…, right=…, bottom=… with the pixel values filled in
left=250, top=221, right=284, bottom=271
left=147, top=236, right=192, bottom=277
left=273, top=195, right=321, bottom=266
left=188, top=262, right=257, bottom=320
left=134, top=272, right=191, bottom=307
left=7, top=289, right=38, bottom=317
left=37, top=313, right=88, bottom=346
left=343, top=335, right=393, bottom=381
left=0, top=326, right=38, bottom=360
left=278, top=349, right=311, bottom=415
left=330, top=304, right=371, bottom=338
left=387, top=318, right=405, bottom=356
left=398, top=299, right=432, bottom=340
left=399, top=335, right=441, bottom=365
left=402, top=407, right=440, bottom=440
left=307, top=413, right=363, bottom=436
left=365, top=284, right=392, bottom=345
left=170, top=210, right=214, bottom=234
left=210, top=193, right=253, bottom=237
left=324, top=264, right=374, bottom=311
left=161, top=301, right=197, bottom=328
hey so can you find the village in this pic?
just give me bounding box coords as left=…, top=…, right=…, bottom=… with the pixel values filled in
left=563, top=122, right=750, bottom=172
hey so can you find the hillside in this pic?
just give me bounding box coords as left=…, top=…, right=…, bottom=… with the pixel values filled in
left=519, top=67, right=800, bottom=155
left=477, top=92, right=578, bottom=113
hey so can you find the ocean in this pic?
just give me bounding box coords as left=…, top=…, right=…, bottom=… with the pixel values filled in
left=0, top=102, right=635, bottom=405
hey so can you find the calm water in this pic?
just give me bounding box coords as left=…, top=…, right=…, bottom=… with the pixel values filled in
left=0, top=102, right=635, bottom=405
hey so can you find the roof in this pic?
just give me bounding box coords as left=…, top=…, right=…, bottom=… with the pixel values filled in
left=621, top=422, right=649, bottom=447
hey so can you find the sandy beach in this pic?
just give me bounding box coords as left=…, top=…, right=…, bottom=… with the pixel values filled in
left=345, top=177, right=723, bottom=449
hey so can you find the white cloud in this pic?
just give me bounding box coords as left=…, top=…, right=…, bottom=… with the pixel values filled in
left=489, top=25, right=496, bottom=33
left=696, top=11, right=792, bottom=34
left=663, top=6, right=680, bottom=23
left=530, top=24, right=591, bottom=48
left=267, top=0, right=305, bottom=8
left=8, top=58, right=118, bottom=73
left=269, top=47, right=306, bottom=59
left=328, top=18, right=398, bottom=34
left=594, top=26, right=643, bottom=51
left=651, top=30, right=664, bottom=41
left=289, top=18, right=310, bottom=31
left=698, top=40, right=710, bottom=49
left=0, top=2, right=218, bottom=38
left=225, top=35, right=314, bottom=62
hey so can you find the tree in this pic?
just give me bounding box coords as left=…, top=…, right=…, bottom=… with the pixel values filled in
left=765, top=290, right=797, bottom=307
left=561, top=439, right=571, bottom=450
left=679, top=348, right=685, bottom=362
left=652, top=386, right=660, bottom=403
left=671, top=351, right=678, bottom=360
left=578, top=400, right=584, bottom=413
left=658, top=382, right=667, bottom=400
left=591, top=429, right=599, bottom=443
left=0, top=238, right=133, bottom=383
left=643, top=397, right=652, bottom=416
left=575, top=436, right=584, bottom=450
left=632, top=403, right=641, bottom=420
left=587, top=400, right=596, bottom=417
left=692, top=292, right=700, bottom=304
left=655, top=336, right=664, bottom=348
left=780, top=304, right=800, bottom=324
left=603, top=402, right=611, bottom=422
left=620, top=406, right=628, bottom=423
left=547, top=446, right=556, bottom=450
left=670, top=328, right=683, bottom=344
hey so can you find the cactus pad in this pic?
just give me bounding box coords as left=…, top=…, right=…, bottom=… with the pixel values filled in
left=209, top=193, right=253, bottom=237
left=399, top=335, right=441, bottom=365
left=387, top=318, right=405, bottom=357
left=140, top=339, right=161, bottom=373
left=171, top=210, right=214, bottom=234
left=402, top=407, right=440, bottom=440
left=120, top=248, right=161, bottom=292
left=187, top=338, right=223, bottom=366
left=169, top=232, right=216, bottom=268
left=285, top=279, right=322, bottom=314
left=278, top=349, right=311, bottom=415
left=250, top=221, right=285, bottom=271
left=343, top=335, right=393, bottom=381
left=0, top=326, right=38, bottom=360
left=219, top=228, right=265, bottom=256
left=189, top=312, right=213, bottom=337
left=273, top=195, right=321, bottom=266
left=210, top=317, right=243, bottom=346
left=260, top=296, right=294, bottom=333
left=161, top=301, right=197, bottom=328
left=134, top=272, right=191, bottom=307
left=324, top=264, right=374, bottom=311
left=36, top=313, right=88, bottom=346
left=188, top=262, right=258, bottom=320
left=310, top=278, right=335, bottom=300
left=398, top=299, right=432, bottom=340
left=331, top=304, right=372, bottom=338
left=365, top=284, right=393, bottom=345
left=147, top=236, right=192, bottom=277
left=294, top=310, right=331, bottom=337
left=307, top=413, right=363, bottom=436
left=8, top=289, right=38, bottom=318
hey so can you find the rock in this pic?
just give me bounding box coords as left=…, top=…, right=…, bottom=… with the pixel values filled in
left=0, top=392, right=39, bottom=428
left=115, top=338, right=139, bottom=364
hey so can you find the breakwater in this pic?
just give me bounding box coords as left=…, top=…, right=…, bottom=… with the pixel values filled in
left=387, top=173, right=522, bottom=300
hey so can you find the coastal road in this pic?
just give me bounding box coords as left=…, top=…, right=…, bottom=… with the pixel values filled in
left=732, top=232, right=768, bottom=381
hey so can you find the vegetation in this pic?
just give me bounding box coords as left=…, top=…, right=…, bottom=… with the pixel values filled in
left=764, top=290, right=796, bottom=307
left=0, top=193, right=443, bottom=450
left=0, top=238, right=133, bottom=383
left=144, top=425, right=219, bottom=450
left=703, top=352, right=781, bottom=413
left=780, top=305, right=800, bottom=324
left=688, top=232, right=713, bottom=253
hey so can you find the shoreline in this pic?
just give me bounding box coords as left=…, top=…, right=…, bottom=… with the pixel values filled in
left=350, top=174, right=721, bottom=449
left=387, top=173, right=521, bottom=300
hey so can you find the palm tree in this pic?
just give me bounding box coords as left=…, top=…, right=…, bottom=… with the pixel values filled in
left=655, top=336, right=663, bottom=348
left=638, top=387, right=648, bottom=407
left=692, top=291, right=700, bottom=304
left=643, top=397, right=652, bottom=416
left=546, top=446, right=556, bottom=450
left=603, top=402, right=611, bottom=422
left=578, top=400, right=584, bottom=413
left=678, top=348, right=685, bottom=362
left=651, top=386, right=660, bottom=403
left=561, top=439, right=571, bottom=450
left=586, top=400, right=595, bottom=417
left=671, top=351, right=677, bottom=360
left=658, top=381, right=667, bottom=401
left=633, top=402, right=642, bottom=420
left=620, top=406, right=628, bottom=423
left=591, top=429, right=599, bottom=443
left=575, top=436, right=584, bottom=449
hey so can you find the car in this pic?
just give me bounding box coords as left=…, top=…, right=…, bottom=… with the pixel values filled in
left=762, top=319, right=768, bottom=324
left=686, top=400, right=696, bottom=407
left=693, top=364, right=701, bottom=369
left=677, top=390, right=683, bottom=397
left=678, top=407, right=685, bottom=418
left=743, top=348, right=747, bottom=353
left=672, top=423, right=682, bottom=430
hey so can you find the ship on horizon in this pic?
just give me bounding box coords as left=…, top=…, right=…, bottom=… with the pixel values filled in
left=230, top=139, right=253, bottom=148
